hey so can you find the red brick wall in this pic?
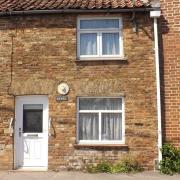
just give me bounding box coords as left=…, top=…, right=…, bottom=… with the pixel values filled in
left=160, top=0, right=180, bottom=147
left=0, top=13, right=158, bottom=170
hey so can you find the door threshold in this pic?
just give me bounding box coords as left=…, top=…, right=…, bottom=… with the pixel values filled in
left=15, top=167, right=48, bottom=171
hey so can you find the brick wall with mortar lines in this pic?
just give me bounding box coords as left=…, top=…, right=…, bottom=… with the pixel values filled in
left=160, top=0, right=180, bottom=147
left=0, top=13, right=158, bottom=170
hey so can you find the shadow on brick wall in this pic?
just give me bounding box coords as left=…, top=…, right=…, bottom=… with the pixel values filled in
left=158, top=15, right=169, bottom=144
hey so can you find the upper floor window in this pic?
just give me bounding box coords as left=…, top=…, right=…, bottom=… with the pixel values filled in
left=77, top=17, right=123, bottom=60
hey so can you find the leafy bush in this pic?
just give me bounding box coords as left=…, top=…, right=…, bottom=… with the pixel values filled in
left=160, top=144, right=180, bottom=175
left=96, top=162, right=112, bottom=173
left=86, top=162, right=111, bottom=173
left=115, top=158, right=142, bottom=173
left=86, top=158, right=142, bottom=174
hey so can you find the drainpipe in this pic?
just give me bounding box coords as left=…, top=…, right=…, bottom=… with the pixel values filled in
left=150, top=10, right=162, bottom=164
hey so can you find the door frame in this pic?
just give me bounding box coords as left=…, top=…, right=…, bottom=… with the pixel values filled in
left=14, top=95, right=49, bottom=170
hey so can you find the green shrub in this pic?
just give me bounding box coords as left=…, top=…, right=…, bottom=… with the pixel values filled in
left=96, top=161, right=112, bottom=173
left=160, top=144, right=180, bottom=175
left=86, top=161, right=112, bottom=173
left=86, top=158, right=142, bottom=174
left=115, top=159, right=142, bottom=173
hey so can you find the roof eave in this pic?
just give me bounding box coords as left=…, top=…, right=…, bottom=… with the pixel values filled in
left=0, top=7, right=160, bottom=16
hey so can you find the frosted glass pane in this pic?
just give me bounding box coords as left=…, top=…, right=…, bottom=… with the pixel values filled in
left=80, top=33, right=97, bottom=55
left=80, top=19, right=119, bottom=29
left=24, top=104, right=43, bottom=110
left=79, top=98, right=122, bottom=110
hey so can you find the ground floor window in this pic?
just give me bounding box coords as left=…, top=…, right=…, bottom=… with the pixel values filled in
left=77, top=97, right=125, bottom=144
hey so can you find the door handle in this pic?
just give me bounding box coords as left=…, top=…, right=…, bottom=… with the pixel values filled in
left=9, top=117, right=14, bottom=136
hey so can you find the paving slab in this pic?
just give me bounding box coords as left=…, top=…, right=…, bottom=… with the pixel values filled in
left=0, top=171, right=179, bottom=180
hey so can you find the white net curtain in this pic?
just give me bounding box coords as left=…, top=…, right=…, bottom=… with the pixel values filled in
left=79, top=19, right=120, bottom=56
left=79, top=98, right=122, bottom=141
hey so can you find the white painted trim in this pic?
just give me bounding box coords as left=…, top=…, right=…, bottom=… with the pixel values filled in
left=153, top=17, right=162, bottom=164
left=79, top=110, right=122, bottom=113
left=78, top=141, right=125, bottom=145
left=121, top=97, right=125, bottom=143
left=14, top=95, right=49, bottom=170
left=76, top=97, right=80, bottom=144
left=99, top=112, right=101, bottom=141
left=97, top=32, right=102, bottom=56
left=76, top=97, right=125, bottom=144
left=77, top=57, right=127, bottom=61
left=77, top=16, right=123, bottom=30
left=77, top=16, right=124, bottom=60
left=150, top=11, right=161, bottom=18
left=77, top=96, right=124, bottom=99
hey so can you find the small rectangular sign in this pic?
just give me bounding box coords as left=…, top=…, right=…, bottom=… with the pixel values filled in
left=56, top=95, right=68, bottom=102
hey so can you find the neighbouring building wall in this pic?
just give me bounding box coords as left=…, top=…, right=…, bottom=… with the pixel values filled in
left=0, top=13, right=158, bottom=170
left=160, top=0, right=180, bottom=147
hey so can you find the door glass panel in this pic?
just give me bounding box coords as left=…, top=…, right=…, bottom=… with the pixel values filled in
left=23, top=104, right=43, bottom=133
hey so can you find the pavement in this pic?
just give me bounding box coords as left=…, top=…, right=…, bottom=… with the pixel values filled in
left=0, top=171, right=179, bottom=180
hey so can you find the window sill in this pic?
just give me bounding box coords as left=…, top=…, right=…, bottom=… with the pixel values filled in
left=76, top=57, right=128, bottom=62
left=74, top=143, right=128, bottom=149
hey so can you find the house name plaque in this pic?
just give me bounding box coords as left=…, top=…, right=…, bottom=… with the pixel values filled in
left=56, top=95, right=68, bottom=102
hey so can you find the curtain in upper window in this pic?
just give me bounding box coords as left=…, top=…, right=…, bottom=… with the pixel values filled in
left=80, top=33, right=97, bottom=55
left=102, top=33, right=120, bottom=55
left=78, top=18, right=123, bottom=59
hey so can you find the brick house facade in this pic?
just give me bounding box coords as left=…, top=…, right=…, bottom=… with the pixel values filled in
left=0, top=0, right=177, bottom=171
left=160, top=0, right=180, bottom=147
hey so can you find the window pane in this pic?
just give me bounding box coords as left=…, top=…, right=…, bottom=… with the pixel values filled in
left=23, top=104, right=43, bottom=133
left=80, top=19, right=119, bottom=29
left=102, top=33, right=120, bottom=55
left=101, top=113, right=122, bottom=140
left=80, top=33, right=97, bottom=55
left=79, top=98, right=122, bottom=110
left=79, top=113, right=99, bottom=140
left=24, top=104, right=43, bottom=110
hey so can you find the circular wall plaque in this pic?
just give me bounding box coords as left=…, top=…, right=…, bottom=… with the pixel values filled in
left=57, top=82, right=69, bottom=95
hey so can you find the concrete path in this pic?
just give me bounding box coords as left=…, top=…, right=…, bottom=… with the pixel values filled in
left=0, top=171, right=179, bottom=180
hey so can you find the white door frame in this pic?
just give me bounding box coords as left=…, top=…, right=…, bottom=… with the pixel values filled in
left=14, top=95, right=49, bottom=170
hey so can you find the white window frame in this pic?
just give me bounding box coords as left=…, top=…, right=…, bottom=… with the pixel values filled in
left=77, top=17, right=124, bottom=60
left=77, top=97, right=125, bottom=144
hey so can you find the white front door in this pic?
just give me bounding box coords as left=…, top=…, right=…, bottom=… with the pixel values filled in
left=15, top=96, right=48, bottom=169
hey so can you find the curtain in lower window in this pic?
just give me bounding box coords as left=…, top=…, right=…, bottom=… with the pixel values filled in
left=101, top=113, right=122, bottom=140
left=79, top=113, right=99, bottom=140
